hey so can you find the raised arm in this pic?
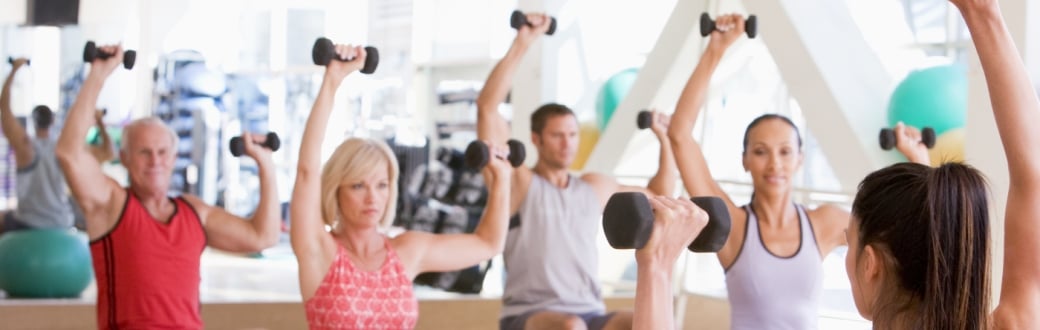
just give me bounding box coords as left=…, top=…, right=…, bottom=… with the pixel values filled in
left=893, top=122, right=931, bottom=166
left=290, top=45, right=365, bottom=259
left=583, top=111, right=677, bottom=208
left=88, top=109, right=115, bottom=163
left=633, top=196, right=707, bottom=330
left=1, top=59, right=34, bottom=168
left=474, top=12, right=552, bottom=144
left=56, top=45, right=124, bottom=238
left=397, top=143, right=512, bottom=277
left=667, top=14, right=745, bottom=209
left=950, top=0, right=1040, bottom=326
left=188, top=132, right=280, bottom=253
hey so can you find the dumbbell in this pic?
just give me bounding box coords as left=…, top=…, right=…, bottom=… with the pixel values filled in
left=7, top=57, right=29, bottom=66
left=82, top=41, right=136, bottom=69
left=699, top=13, right=757, bottom=39
left=636, top=110, right=653, bottom=129
left=464, top=139, right=526, bottom=169
left=603, top=192, right=731, bottom=253
left=229, top=132, right=281, bottom=157
left=510, top=10, right=557, bottom=36
left=311, top=37, right=379, bottom=74
left=879, top=127, right=935, bottom=150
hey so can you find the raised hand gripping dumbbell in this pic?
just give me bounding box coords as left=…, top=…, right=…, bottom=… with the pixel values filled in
left=878, top=126, right=935, bottom=150
left=603, top=192, right=731, bottom=253
left=311, top=37, right=379, bottom=74
left=83, top=41, right=136, bottom=69
left=229, top=132, right=281, bottom=157
left=464, top=139, right=526, bottom=169
left=7, top=57, right=29, bottom=66
left=700, top=12, right=757, bottom=39
left=510, top=10, right=557, bottom=35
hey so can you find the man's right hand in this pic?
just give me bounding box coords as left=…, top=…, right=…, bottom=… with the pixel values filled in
left=87, top=44, right=124, bottom=80
left=706, top=14, right=746, bottom=55
left=515, top=12, right=553, bottom=47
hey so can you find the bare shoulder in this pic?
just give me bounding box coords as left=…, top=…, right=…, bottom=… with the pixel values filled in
left=580, top=172, right=619, bottom=191
left=808, top=204, right=850, bottom=227
left=178, top=194, right=217, bottom=219
left=390, top=231, right=434, bottom=262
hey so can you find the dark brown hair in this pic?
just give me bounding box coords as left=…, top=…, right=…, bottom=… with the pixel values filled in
left=851, top=162, right=990, bottom=329
left=530, top=103, right=576, bottom=134
left=741, top=114, right=802, bottom=154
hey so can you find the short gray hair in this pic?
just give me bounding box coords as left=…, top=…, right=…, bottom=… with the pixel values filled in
left=120, top=117, right=178, bottom=154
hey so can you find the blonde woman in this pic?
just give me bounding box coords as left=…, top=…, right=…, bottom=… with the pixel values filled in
left=290, top=43, right=513, bottom=329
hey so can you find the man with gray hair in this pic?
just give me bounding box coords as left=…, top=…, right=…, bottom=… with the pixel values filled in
left=56, top=44, right=282, bottom=329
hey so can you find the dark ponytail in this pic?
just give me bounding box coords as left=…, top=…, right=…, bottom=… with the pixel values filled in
left=851, top=162, right=990, bottom=329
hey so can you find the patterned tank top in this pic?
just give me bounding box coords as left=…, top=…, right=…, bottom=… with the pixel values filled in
left=305, top=238, right=419, bottom=329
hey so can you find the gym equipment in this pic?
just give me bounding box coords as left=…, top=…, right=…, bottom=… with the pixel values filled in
left=7, top=57, right=29, bottom=66
left=571, top=123, right=600, bottom=171
left=596, top=67, right=639, bottom=131
left=879, top=126, right=936, bottom=150
left=0, top=229, right=92, bottom=298
left=229, top=132, right=281, bottom=157
left=510, top=10, right=557, bottom=35
left=699, top=12, right=757, bottom=39
left=602, top=192, right=731, bottom=253
left=464, top=139, right=526, bottom=169
left=927, top=127, right=965, bottom=167
left=83, top=41, right=136, bottom=69
left=887, top=64, right=967, bottom=136
left=636, top=110, right=652, bottom=129
left=311, top=37, right=379, bottom=74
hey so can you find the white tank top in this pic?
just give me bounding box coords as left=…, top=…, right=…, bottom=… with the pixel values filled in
left=725, top=204, right=822, bottom=330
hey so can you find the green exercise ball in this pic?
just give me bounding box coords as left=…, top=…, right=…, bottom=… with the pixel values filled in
left=887, top=64, right=967, bottom=136
left=596, top=68, right=639, bottom=131
left=0, top=229, right=93, bottom=298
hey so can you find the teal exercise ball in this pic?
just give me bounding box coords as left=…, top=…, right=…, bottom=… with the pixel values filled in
left=0, top=229, right=93, bottom=298
left=596, top=68, right=639, bottom=131
left=887, top=64, right=967, bottom=135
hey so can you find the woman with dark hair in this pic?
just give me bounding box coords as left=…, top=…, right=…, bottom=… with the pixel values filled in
left=667, top=14, right=851, bottom=329
left=846, top=0, right=1040, bottom=328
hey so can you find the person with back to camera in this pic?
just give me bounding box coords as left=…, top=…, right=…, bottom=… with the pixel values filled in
left=662, top=13, right=930, bottom=329
left=291, top=42, right=514, bottom=329
left=0, top=58, right=74, bottom=234
left=843, top=0, right=1040, bottom=328
left=478, top=10, right=679, bottom=330
left=56, top=43, right=283, bottom=329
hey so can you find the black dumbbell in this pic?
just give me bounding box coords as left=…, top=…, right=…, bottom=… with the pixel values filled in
left=636, top=110, right=653, bottom=129
left=83, top=41, right=136, bottom=69
left=699, top=13, right=757, bottom=39
left=229, top=132, right=281, bottom=157
left=603, top=192, right=731, bottom=253
left=311, top=37, right=379, bottom=74
left=879, top=127, right=935, bottom=150
left=465, top=139, right=526, bottom=169
left=510, top=10, right=557, bottom=36
left=7, top=57, right=29, bottom=66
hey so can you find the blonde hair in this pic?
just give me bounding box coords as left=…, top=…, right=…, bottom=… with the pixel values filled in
left=320, top=138, right=399, bottom=229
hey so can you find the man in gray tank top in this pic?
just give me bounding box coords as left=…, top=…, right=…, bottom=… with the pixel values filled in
left=0, top=58, right=74, bottom=233
left=476, top=12, right=678, bottom=330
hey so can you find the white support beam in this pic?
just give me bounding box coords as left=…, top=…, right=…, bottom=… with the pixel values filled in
left=742, top=0, right=897, bottom=189
left=583, top=0, right=710, bottom=175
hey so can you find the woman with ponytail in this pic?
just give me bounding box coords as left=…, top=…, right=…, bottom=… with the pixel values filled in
left=845, top=0, right=1040, bottom=328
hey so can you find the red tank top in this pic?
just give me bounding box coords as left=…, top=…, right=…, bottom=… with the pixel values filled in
left=90, top=191, right=207, bottom=330
left=305, top=238, right=419, bottom=329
